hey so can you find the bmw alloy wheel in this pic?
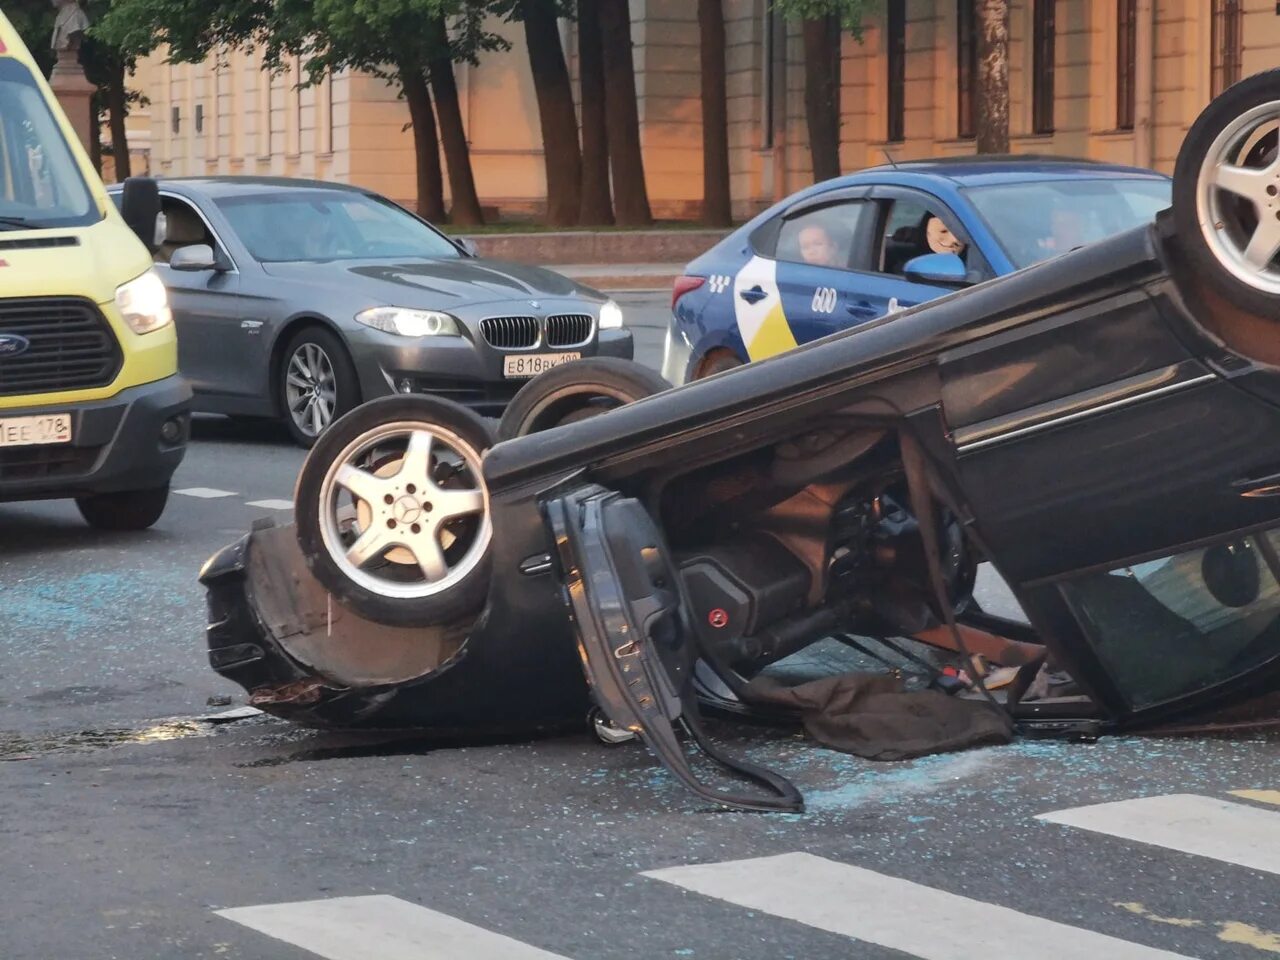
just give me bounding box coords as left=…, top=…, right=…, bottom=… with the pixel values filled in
left=286, top=342, right=339, bottom=439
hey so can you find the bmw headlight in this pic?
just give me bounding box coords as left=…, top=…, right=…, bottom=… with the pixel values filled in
left=599, top=300, right=624, bottom=330
left=114, top=269, right=172, bottom=335
left=355, top=307, right=462, bottom=337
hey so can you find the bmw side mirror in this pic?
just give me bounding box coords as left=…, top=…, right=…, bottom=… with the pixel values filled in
left=119, top=177, right=162, bottom=255
left=903, top=252, right=970, bottom=287
left=457, top=237, right=479, bottom=257
left=169, top=244, right=219, bottom=273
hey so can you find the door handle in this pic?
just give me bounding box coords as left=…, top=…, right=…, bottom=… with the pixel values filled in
left=1232, top=471, right=1280, bottom=497
left=846, top=301, right=878, bottom=318
left=739, top=286, right=767, bottom=304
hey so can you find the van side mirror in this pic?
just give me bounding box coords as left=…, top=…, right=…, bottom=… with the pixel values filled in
left=903, top=252, right=970, bottom=286
left=120, top=177, right=162, bottom=254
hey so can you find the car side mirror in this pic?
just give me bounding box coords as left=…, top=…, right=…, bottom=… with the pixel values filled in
left=119, top=177, right=162, bottom=254
left=456, top=237, right=479, bottom=257
left=903, top=252, right=970, bottom=286
left=169, top=244, right=219, bottom=272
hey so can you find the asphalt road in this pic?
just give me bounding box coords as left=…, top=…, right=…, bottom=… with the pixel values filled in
left=2, top=292, right=1278, bottom=960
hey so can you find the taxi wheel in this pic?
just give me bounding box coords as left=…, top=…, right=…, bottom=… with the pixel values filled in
left=295, top=395, right=495, bottom=627
left=1173, top=68, right=1280, bottom=316
left=497, top=358, right=671, bottom=440
left=279, top=326, right=361, bottom=448
left=694, top=349, right=744, bottom=380
left=76, top=485, right=170, bottom=531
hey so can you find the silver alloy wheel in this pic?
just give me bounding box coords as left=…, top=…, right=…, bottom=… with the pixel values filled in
left=286, top=342, right=339, bottom=438
left=1196, top=104, right=1280, bottom=294
left=316, top=419, right=491, bottom=601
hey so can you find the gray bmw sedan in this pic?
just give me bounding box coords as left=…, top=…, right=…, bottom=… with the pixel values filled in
left=108, top=177, right=633, bottom=445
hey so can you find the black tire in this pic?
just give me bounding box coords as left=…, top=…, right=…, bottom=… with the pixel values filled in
left=76, top=485, right=170, bottom=531
left=1173, top=69, right=1280, bottom=317
left=694, top=349, right=744, bottom=380
left=497, top=357, right=671, bottom=440
left=278, top=325, right=361, bottom=448
left=295, top=395, right=496, bottom=627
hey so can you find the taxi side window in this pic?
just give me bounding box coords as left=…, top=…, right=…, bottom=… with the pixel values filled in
left=774, top=201, right=870, bottom=271
left=876, top=198, right=979, bottom=277
left=155, top=196, right=216, bottom=264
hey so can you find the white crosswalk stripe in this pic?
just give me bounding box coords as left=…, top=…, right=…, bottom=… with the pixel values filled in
left=214, top=791, right=1280, bottom=959
left=643, top=852, right=1194, bottom=960
left=217, top=895, right=573, bottom=960
left=245, top=498, right=294, bottom=511
left=173, top=486, right=238, bottom=499
left=1037, top=793, right=1280, bottom=876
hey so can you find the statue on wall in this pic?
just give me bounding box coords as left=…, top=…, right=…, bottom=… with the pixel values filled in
left=50, top=0, right=91, bottom=57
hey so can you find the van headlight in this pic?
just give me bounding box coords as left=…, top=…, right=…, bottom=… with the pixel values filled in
left=355, top=307, right=462, bottom=337
left=115, top=269, right=173, bottom=335
left=599, top=300, right=624, bottom=330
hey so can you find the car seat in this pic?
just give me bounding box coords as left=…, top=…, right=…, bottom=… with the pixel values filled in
left=158, top=203, right=208, bottom=263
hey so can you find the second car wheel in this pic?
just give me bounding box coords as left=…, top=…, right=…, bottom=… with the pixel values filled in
left=498, top=357, right=671, bottom=440
left=279, top=325, right=361, bottom=447
left=295, top=395, right=495, bottom=627
left=1173, top=68, right=1280, bottom=316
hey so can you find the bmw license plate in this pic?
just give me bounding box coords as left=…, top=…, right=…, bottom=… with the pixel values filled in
left=0, top=414, right=72, bottom=447
left=503, top=352, right=581, bottom=379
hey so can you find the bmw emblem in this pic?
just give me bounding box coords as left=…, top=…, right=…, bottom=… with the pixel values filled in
left=0, top=334, right=30, bottom=358
left=529, top=300, right=541, bottom=310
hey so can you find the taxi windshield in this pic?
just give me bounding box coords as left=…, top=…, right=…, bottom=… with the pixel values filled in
left=965, top=177, right=1172, bottom=269
left=0, top=57, right=96, bottom=229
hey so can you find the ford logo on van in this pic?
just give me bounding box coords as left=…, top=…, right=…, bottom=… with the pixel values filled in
left=0, top=334, right=31, bottom=358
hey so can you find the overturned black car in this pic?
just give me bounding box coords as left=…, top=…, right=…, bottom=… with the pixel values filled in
left=203, top=74, right=1280, bottom=811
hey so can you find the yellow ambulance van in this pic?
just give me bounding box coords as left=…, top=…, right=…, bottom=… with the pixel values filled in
left=0, top=12, right=189, bottom=530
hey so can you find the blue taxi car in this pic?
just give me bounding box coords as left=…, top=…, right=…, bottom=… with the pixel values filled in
left=662, top=157, right=1171, bottom=385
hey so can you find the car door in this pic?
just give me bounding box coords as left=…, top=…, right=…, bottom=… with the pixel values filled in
left=153, top=194, right=247, bottom=399
left=939, top=253, right=1280, bottom=722
left=763, top=189, right=877, bottom=345
left=848, top=187, right=992, bottom=320
left=543, top=484, right=803, bottom=813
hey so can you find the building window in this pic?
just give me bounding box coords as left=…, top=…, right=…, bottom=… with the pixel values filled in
left=171, top=106, right=180, bottom=135
left=1031, top=0, right=1055, bottom=134
left=887, top=1, right=906, bottom=142
left=957, top=0, right=976, bottom=140
left=1211, top=0, right=1243, bottom=98
left=1116, top=0, right=1137, bottom=130
left=195, top=104, right=204, bottom=135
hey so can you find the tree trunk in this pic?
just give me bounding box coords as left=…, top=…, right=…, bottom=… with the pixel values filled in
left=88, top=98, right=102, bottom=175
left=577, top=0, right=614, bottom=225
left=401, top=67, right=447, bottom=222
left=975, top=0, right=1010, bottom=154
left=428, top=33, right=484, bottom=225
left=698, top=0, right=731, bottom=226
left=599, top=0, right=652, bottom=226
left=522, top=0, right=581, bottom=226
left=802, top=15, right=841, bottom=183
left=106, top=61, right=131, bottom=181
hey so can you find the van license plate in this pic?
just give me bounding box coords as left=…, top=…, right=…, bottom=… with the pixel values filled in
left=0, top=414, right=72, bottom=447
left=503, top=352, right=581, bottom=379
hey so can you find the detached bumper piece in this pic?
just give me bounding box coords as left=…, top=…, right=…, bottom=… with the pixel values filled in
left=545, top=485, right=804, bottom=814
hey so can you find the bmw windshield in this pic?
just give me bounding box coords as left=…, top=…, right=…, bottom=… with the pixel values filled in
left=0, top=58, right=96, bottom=229
left=217, top=190, right=462, bottom=263
left=965, top=177, right=1172, bottom=269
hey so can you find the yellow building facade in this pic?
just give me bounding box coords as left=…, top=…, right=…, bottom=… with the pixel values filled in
left=124, top=0, right=1270, bottom=221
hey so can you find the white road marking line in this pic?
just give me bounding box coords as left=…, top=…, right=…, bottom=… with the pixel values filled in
left=173, top=487, right=237, bottom=499
left=644, top=853, right=1194, bottom=960
left=217, top=895, right=572, bottom=960
left=245, top=499, right=294, bottom=511
left=1037, top=793, right=1280, bottom=876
